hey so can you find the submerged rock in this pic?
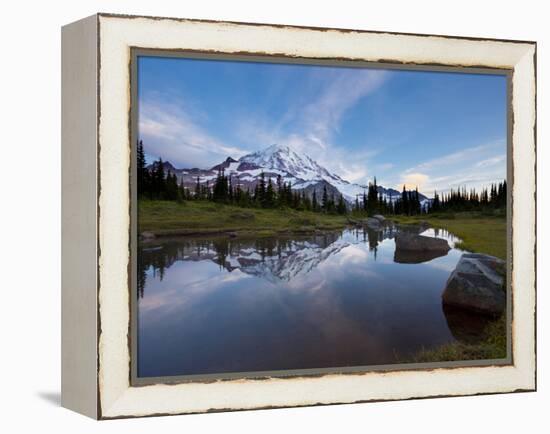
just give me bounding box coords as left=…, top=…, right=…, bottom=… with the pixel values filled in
left=394, top=231, right=451, bottom=252
left=393, top=232, right=450, bottom=263
left=394, top=248, right=449, bottom=264
left=365, top=217, right=382, bottom=230
left=442, top=253, right=506, bottom=316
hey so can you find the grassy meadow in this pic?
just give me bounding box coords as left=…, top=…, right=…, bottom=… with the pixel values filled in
left=138, top=199, right=348, bottom=237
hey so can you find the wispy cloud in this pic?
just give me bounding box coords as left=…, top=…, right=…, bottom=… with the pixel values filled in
left=391, top=141, right=507, bottom=194
left=474, top=154, right=506, bottom=168
left=300, top=69, right=389, bottom=149
left=409, top=141, right=503, bottom=173
left=139, top=98, right=247, bottom=168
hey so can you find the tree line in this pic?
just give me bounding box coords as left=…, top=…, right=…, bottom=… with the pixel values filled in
left=206, top=168, right=348, bottom=215
left=138, top=141, right=507, bottom=216
left=429, top=181, right=507, bottom=213
left=351, top=177, right=424, bottom=216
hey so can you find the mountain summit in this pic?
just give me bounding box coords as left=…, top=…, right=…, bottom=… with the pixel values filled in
left=238, top=144, right=343, bottom=184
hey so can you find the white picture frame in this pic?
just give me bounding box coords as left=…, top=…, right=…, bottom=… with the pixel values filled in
left=61, top=13, right=536, bottom=419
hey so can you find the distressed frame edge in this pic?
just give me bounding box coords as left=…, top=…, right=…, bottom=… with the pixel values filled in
left=95, top=11, right=537, bottom=46
left=95, top=14, right=537, bottom=419
left=61, top=13, right=100, bottom=420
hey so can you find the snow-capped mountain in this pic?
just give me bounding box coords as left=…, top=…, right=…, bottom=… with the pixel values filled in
left=239, top=144, right=345, bottom=185
left=149, top=144, right=429, bottom=204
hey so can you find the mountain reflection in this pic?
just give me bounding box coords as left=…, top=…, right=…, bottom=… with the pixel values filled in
left=138, top=226, right=400, bottom=298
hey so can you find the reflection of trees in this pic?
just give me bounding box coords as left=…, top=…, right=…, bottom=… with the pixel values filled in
left=350, top=225, right=398, bottom=260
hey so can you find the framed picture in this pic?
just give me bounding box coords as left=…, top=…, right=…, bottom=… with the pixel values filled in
left=61, top=13, right=536, bottom=419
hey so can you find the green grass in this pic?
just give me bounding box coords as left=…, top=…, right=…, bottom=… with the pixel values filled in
left=410, top=314, right=507, bottom=363
left=391, top=212, right=507, bottom=260
left=138, top=200, right=349, bottom=236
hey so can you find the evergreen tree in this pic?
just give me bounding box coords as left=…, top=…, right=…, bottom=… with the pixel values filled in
left=414, top=187, right=421, bottom=214
left=258, top=172, right=266, bottom=207
left=194, top=176, right=201, bottom=200
left=151, top=158, right=166, bottom=199
left=292, top=190, right=301, bottom=209
left=312, top=189, right=318, bottom=211
left=178, top=178, right=186, bottom=203
left=165, top=171, right=179, bottom=200
left=322, top=185, right=328, bottom=212
left=137, top=140, right=149, bottom=197
left=336, top=194, right=347, bottom=215
left=432, top=190, right=440, bottom=212
left=302, top=191, right=311, bottom=210
left=401, top=185, right=409, bottom=215
left=265, top=178, right=275, bottom=208
left=276, top=175, right=284, bottom=207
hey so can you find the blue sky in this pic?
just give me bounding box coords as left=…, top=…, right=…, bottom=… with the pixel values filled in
left=138, top=55, right=507, bottom=194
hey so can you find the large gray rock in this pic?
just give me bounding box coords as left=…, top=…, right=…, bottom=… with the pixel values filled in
left=394, top=231, right=450, bottom=263
left=365, top=217, right=382, bottom=230
left=372, top=214, right=386, bottom=223
left=442, top=253, right=506, bottom=316
left=394, top=231, right=451, bottom=252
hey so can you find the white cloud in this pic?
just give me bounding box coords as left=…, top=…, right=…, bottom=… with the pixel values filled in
left=410, top=141, right=504, bottom=173
left=139, top=99, right=247, bottom=168
left=474, top=154, right=506, bottom=168
left=378, top=140, right=507, bottom=196
left=301, top=69, right=389, bottom=148
left=399, top=172, right=430, bottom=191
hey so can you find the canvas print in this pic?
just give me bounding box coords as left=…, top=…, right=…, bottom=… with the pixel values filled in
left=135, top=55, right=508, bottom=380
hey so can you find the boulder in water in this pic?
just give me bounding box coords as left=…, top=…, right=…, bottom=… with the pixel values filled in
left=394, top=232, right=450, bottom=263
left=395, top=231, right=451, bottom=252
left=365, top=217, right=382, bottom=230
left=442, top=253, right=506, bottom=316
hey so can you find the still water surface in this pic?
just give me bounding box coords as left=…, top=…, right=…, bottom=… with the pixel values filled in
left=137, top=225, right=486, bottom=378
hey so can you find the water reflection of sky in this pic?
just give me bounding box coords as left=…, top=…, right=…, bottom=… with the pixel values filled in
left=138, top=227, right=468, bottom=378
